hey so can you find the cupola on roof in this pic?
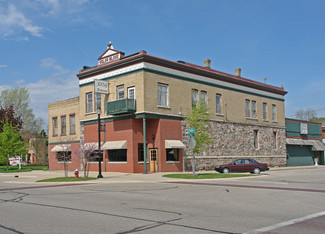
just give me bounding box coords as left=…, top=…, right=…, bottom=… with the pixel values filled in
left=97, top=42, right=125, bottom=66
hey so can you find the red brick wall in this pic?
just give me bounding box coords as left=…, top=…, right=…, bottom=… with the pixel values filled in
left=49, top=118, right=184, bottom=173
left=48, top=142, right=80, bottom=172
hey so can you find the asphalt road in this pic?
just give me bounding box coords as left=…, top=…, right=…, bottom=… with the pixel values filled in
left=0, top=167, right=325, bottom=233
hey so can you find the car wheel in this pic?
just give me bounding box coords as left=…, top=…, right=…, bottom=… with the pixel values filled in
left=223, top=168, right=230, bottom=174
left=253, top=167, right=260, bottom=174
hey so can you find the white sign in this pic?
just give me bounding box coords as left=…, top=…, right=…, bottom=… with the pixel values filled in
left=300, top=123, right=308, bottom=134
left=99, top=53, right=121, bottom=65
left=9, top=156, right=21, bottom=167
left=94, top=79, right=109, bottom=94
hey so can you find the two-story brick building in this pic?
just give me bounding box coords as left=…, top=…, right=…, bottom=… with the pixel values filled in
left=48, top=43, right=288, bottom=173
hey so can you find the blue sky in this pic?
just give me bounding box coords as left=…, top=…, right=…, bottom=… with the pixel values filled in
left=1, top=0, right=325, bottom=124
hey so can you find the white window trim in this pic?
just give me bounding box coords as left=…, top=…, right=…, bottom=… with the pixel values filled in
left=158, top=83, right=168, bottom=107
left=117, top=85, right=125, bottom=100
left=128, top=86, right=135, bottom=99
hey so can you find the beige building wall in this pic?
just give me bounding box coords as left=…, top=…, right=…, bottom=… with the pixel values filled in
left=79, top=71, right=145, bottom=122
left=143, top=71, right=285, bottom=126
left=48, top=97, right=80, bottom=143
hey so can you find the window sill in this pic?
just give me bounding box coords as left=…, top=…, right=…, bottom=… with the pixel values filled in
left=52, top=134, right=58, bottom=137
left=157, top=105, right=171, bottom=109
left=85, top=112, right=96, bottom=115
left=108, top=161, right=127, bottom=164
left=246, top=117, right=258, bottom=121
left=61, top=134, right=66, bottom=136
left=263, top=120, right=269, bottom=122
left=167, top=161, right=180, bottom=163
left=58, top=161, right=71, bottom=163
left=216, top=113, right=224, bottom=117
left=272, top=121, right=278, bottom=123
left=70, top=133, right=76, bottom=135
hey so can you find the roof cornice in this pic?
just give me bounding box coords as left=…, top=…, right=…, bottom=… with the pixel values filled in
left=77, top=51, right=287, bottom=96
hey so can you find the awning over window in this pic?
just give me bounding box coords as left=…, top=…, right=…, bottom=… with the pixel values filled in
left=51, top=144, right=71, bottom=152
left=102, top=140, right=127, bottom=150
left=83, top=142, right=100, bottom=149
left=286, top=139, right=325, bottom=151
left=165, top=140, right=186, bottom=149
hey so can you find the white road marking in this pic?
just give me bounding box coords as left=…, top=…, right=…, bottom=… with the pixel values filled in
left=244, top=211, right=325, bottom=233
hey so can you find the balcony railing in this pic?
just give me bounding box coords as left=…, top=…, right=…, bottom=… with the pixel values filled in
left=106, top=98, right=136, bottom=115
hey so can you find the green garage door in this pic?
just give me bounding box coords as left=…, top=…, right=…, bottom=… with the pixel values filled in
left=287, top=145, right=314, bottom=166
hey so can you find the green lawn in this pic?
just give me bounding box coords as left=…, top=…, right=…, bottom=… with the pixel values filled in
left=163, top=173, right=252, bottom=179
left=37, top=177, right=97, bottom=182
left=0, top=165, right=49, bottom=173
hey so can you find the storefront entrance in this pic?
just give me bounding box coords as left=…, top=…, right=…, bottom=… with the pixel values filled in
left=149, top=148, right=158, bottom=172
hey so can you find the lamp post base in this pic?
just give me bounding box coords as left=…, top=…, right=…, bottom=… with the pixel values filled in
left=97, top=174, right=103, bottom=178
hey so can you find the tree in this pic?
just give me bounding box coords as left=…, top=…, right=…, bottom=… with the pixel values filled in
left=55, top=135, right=76, bottom=177
left=295, top=108, right=317, bottom=121
left=78, top=143, right=99, bottom=178
left=185, top=103, right=212, bottom=176
left=0, top=105, right=23, bottom=132
left=0, top=120, right=27, bottom=170
left=0, top=87, right=43, bottom=136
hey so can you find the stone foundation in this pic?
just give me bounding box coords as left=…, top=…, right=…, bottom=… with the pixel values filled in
left=182, top=120, right=287, bottom=171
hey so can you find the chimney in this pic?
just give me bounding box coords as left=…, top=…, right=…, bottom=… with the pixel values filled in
left=204, top=59, right=211, bottom=68
left=235, top=68, right=241, bottom=77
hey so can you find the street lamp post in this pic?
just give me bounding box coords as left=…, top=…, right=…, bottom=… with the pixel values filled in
left=97, top=107, right=103, bottom=178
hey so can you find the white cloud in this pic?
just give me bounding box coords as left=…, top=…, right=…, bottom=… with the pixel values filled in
left=0, top=65, right=8, bottom=68
left=26, top=75, right=79, bottom=122
left=37, top=0, right=89, bottom=17
left=1, top=59, right=79, bottom=125
left=14, top=79, right=25, bottom=85
left=40, top=58, right=70, bottom=76
left=0, top=3, right=43, bottom=38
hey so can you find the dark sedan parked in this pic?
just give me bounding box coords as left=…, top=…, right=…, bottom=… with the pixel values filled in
left=215, top=158, right=269, bottom=174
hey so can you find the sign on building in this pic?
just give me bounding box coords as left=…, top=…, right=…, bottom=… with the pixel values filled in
left=300, top=123, right=308, bottom=135
left=94, top=79, right=109, bottom=94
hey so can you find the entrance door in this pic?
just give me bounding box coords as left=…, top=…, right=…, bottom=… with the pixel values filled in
left=149, top=149, right=158, bottom=173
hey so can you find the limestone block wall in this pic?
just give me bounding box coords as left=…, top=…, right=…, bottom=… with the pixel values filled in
left=182, top=120, right=287, bottom=171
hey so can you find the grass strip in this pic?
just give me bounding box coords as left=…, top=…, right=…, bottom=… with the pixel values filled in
left=0, top=165, right=49, bottom=173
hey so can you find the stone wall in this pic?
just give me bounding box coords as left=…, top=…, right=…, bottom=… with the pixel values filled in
left=182, top=120, right=287, bottom=171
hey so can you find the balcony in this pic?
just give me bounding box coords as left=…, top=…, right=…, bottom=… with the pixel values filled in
left=106, top=98, right=136, bottom=115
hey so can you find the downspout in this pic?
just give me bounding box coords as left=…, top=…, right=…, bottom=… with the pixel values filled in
left=143, top=118, right=147, bottom=174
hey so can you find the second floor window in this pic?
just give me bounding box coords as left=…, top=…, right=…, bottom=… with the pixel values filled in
left=96, top=93, right=101, bottom=110
left=128, top=87, right=135, bottom=99
left=192, top=89, right=198, bottom=108
left=61, top=116, right=66, bottom=135
left=263, top=103, right=267, bottom=120
left=158, top=83, right=168, bottom=106
left=200, top=91, right=207, bottom=107
left=245, top=100, right=250, bottom=118
left=117, top=85, right=124, bottom=100
left=52, top=117, right=58, bottom=136
left=70, top=114, right=75, bottom=134
left=252, top=101, right=256, bottom=118
left=272, top=104, right=276, bottom=121
left=216, top=94, right=222, bottom=114
left=86, top=92, right=93, bottom=113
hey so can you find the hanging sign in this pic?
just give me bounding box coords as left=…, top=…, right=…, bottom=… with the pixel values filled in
left=94, top=79, right=109, bottom=94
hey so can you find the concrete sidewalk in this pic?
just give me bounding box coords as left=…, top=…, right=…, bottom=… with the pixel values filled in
left=0, top=165, right=324, bottom=184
